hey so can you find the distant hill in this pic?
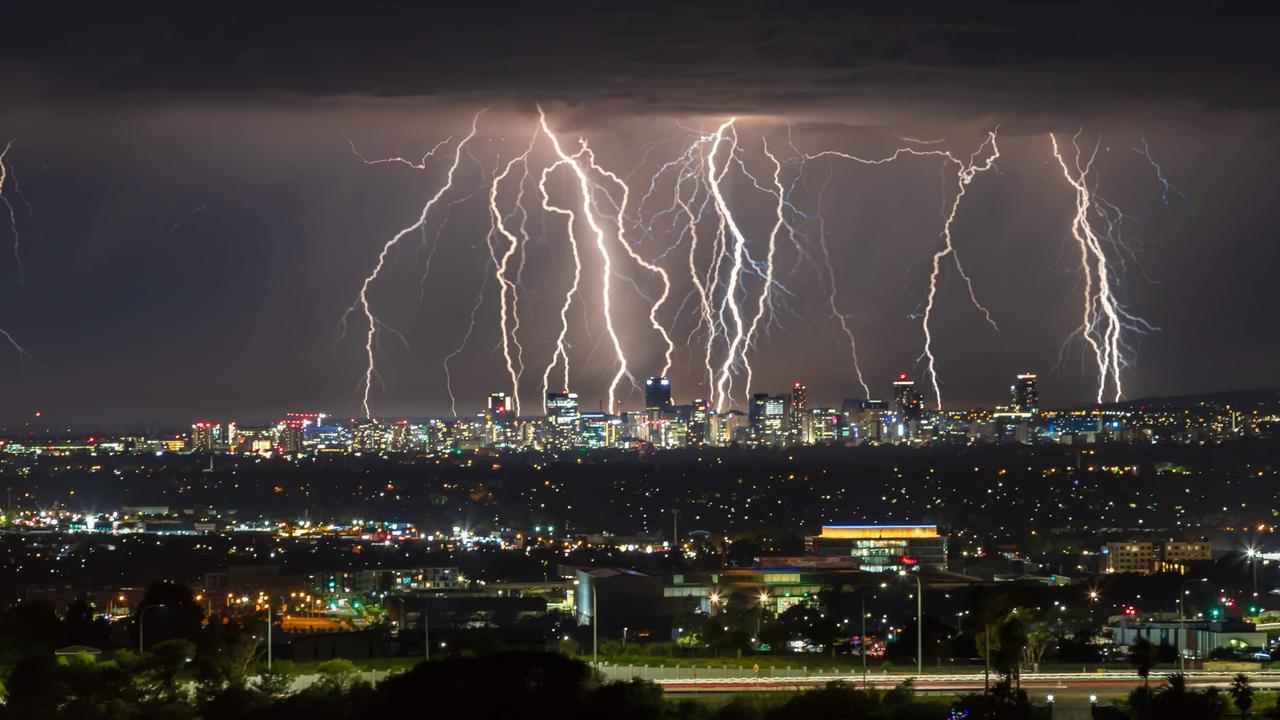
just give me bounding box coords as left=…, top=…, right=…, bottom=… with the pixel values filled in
left=1086, top=388, right=1280, bottom=411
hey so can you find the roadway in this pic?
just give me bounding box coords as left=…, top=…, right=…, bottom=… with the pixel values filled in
left=657, top=671, right=1280, bottom=719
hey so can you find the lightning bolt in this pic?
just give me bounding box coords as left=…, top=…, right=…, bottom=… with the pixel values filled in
left=805, top=130, right=1001, bottom=408
left=538, top=107, right=630, bottom=413
left=742, top=138, right=785, bottom=403
left=348, top=111, right=483, bottom=418
left=537, top=153, right=583, bottom=407
left=916, top=130, right=1000, bottom=409
left=582, top=147, right=676, bottom=378
left=814, top=164, right=870, bottom=399
left=443, top=271, right=489, bottom=418
left=706, top=119, right=752, bottom=413
left=349, top=137, right=452, bottom=171
left=1132, top=133, right=1185, bottom=205
left=1051, top=131, right=1157, bottom=403
left=486, top=130, right=539, bottom=417
left=0, top=140, right=25, bottom=287
left=0, top=140, right=33, bottom=363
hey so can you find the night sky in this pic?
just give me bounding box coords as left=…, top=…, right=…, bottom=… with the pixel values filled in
left=1, top=2, right=1277, bottom=425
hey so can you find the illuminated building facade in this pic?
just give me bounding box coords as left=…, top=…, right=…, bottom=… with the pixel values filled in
left=1011, top=372, right=1039, bottom=413
left=790, top=382, right=807, bottom=442
left=190, top=421, right=214, bottom=453
left=644, top=376, right=673, bottom=410
left=892, top=374, right=923, bottom=421
left=687, top=398, right=708, bottom=446
left=749, top=393, right=790, bottom=445
left=808, top=524, right=948, bottom=573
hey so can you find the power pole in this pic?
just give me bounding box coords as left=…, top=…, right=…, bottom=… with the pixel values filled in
left=266, top=603, right=272, bottom=671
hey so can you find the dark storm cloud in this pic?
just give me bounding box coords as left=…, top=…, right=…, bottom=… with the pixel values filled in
left=2, top=1, right=1278, bottom=115
left=1, top=2, right=1278, bottom=425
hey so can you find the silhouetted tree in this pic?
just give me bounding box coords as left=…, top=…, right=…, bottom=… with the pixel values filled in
left=1129, top=637, right=1158, bottom=688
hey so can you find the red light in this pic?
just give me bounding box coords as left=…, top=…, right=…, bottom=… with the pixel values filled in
left=1226, top=598, right=1236, bottom=609
left=901, top=555, right=918, bottom=566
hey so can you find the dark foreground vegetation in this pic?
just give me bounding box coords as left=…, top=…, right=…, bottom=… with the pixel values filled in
left=1, top=646, right=1272, bottom=720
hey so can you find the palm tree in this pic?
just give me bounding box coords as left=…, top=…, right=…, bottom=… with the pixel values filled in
left=1129, top=637, right=1158, bottom=689
left=1229, top=673, right=1255, bottom=719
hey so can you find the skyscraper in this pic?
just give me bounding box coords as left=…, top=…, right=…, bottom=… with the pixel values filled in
left=352, top=419, right=387, bottom=453
left=892, top=373, right=923, bottom=420
left=749, top=393, right=790, bottom=444
left=644, top=377, right=672, bottom=410
left=1011, top=372, right=1039, bottom=413
left=278, top=419, right=305, bottom=455
left=546, top=391, right=580, bottom=426
left=688, top=398, right=708, bottom=446
left=487, top=392, right=509, bottom=415
left=190, top=421, right=214, bottom=453
left=790, top=381, right=807, bottom=438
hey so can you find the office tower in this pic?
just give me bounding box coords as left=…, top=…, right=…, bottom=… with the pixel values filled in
left=790, top=381, right=807, bottom=441
left=644, top=376, right=673, bottom=410
left=277, top=419, right=304, bottom=455
left=688, top=398, right=708, bottom=446
left=1011, top=372, right=1039, bottom=413
left=352, top=419, right=387, bottom=453
left=190, top=421, right=214, bottom=453
left=892, top=373, right=923, bottom=420
left=389, top=420, right=416, bottom=453
left=546, top=391, right=580, bottom=426
left=487, top=392, right=509, bottom=415
left=749, top=393, right=790, bottom=444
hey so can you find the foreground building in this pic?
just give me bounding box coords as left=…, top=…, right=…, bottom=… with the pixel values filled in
left=808, top=524, right=948, bottom=573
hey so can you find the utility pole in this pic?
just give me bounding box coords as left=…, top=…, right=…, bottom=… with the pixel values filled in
left=423, top=597, right=430, bottom=662
left=900, top=571, right=923, bottom=677
left=861, top=588, right=868, bottom=688
left=266, top=602, right=272, bottom=671
left=138, top=604, right=164, bottom=653
left=592, top=577, right=598, bottom=668
left=984, top=625, right=991, bottom=693
left=1180, top=577, right=1208, bottom=672
left=671, top=509, right=679, bottom=550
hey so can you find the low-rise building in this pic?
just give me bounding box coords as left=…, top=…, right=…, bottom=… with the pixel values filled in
left=808, top=524, right=948, bottom=573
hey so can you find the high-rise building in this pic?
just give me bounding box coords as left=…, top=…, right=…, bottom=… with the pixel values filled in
left=1011, top=372, right=1039, bottom=413
left=790, top=382, right=807, bottom=441
left=277, top=419, right=305, bottom=455
left=644, top=377, right=673, bottom=410
left=352, top=419, right=387, bottom=454
left=892, top=373, right=923, bottom=421
left=546, top=391, right=580, bottom=427
left=190, top=421, right=214, bottom=453
left=749, top=393, right=790, bottom=444
left=487, top=392, right=509, bottom=416
left=389, top=420, right=417, bottom=453
left=687, top=398, right=708, bottom=446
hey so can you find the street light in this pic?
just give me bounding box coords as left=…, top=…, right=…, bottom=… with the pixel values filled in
left=1179, top=577, right=1209, bottom=672
left=592, top=575, right=599, bottom=668
left=137, top=604, right=165, bottom=652
left=264, top=601, right=273, bottom=671
left=755, top=591, right=771, bottom=647
left=1246, top=547, right=1260, bottom=594
left=899, top=570, right=923, bottom=677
